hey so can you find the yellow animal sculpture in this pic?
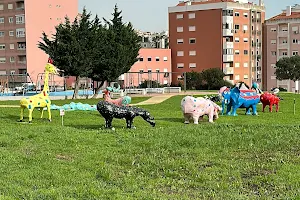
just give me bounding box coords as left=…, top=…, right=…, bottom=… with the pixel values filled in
left=19, top=63, right=58, bottom=123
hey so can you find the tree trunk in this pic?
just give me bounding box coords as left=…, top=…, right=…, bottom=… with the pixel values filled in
left=92, top=81, right=105, bottom=99
left=72, top=76, right=80, bottom=99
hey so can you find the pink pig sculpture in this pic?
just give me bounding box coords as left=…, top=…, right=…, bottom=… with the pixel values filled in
left=181, top=96, right=222, bottom=124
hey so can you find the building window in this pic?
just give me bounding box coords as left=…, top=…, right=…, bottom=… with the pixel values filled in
left=148, top=69, right=152, bottom=73
left=163, top=57, right=168, bottom=61
left=235, top=12, right=240, bottom=16
left=243, top=13, right=248, bottom=17
left=292, top=26, right=299, bottom=32
left=189, top=63, right=196, bottom=68
left=235, top=24, right=240, bottom=30
left=177, top=63, right=184, bottom=68
left=189, top=26, right=196, bottom=32
left=271, top=76, right=276, bottom=80
left=271, top=51, right=277, bottom=56
left=223, top=49, right=233, bottom=55
left=189, top=51, right=196, bottom=56
left=244, top=74, right=248, bottom=79
left=0, top=4, right=3, bottom=10
left=8, top=17, right=13, bottom=23
left=271, top=64, right=276, bottom=68
left=16, top=28, right=25, bottom=37
left=16, top=15, right=25, bottom=24
left=0, top=31, right=4, bottom=37
left=139, top=57, right=143, bottom=61
left=281, top=27, right=288, bottom=32
left=282, top=39, right=288, bottom=44
left=244, top=63, right=248, bottom=68
left=177, top=51, right=184, bottom=56
left=189, top=38, right=196, bottom=44
left=156, top=69, right=160, bottom=73
left=235, top=50, right=240, bottom=55
left=177, top=27, right=183, bottom=32
left=0, top=18, right=4, bottom=24
left=293, top=39, right=298, bottom=44
left=282, top=52, right=288, bottom=56
left=271, top=40, right=276, bottom=44
left=56, top=5, right=61, bottom=8
left=244, top=50, right=248, bottom=55
left=176, top=14, right=183, bottom=19
left=9, top=44, right=14, bottom=49
left=189, top=13, right=195, bottom=19
left=293, top=51, right=298, bottom=56
left=244, top=38, right=248, bottom=42
left=155, top=57, right=159, bottom=61
left=271, top=28, right=277, bottom=32
left=177, top=39, right=183, bottom=44
left=8, top=4, right=13, bottom=9
left=147, top=57, right=151, bottom=61
left=0, top=57, right=6, bottom=63
left=234, top=37, right=239, bottom=42
left=235, top=75, right=240, bottom=80
left=10, top=70, right=15, bottom=75
left=9, top=31, right=14, bottom=36
left=139, top=69, right=144, bottom=74
left=0, top=44, right=5, bottom=50
left=235, top=63, right=240, bottom=68
left=10, top=56, right=15, bottom=63
left=243, top=25, right=248, bottom=31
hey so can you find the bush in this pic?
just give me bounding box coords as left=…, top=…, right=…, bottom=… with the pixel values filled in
left=139, top=80, right=163, bottom=88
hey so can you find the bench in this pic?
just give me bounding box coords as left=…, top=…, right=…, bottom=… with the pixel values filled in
left=163, top=87, right=181, bottom=93
left=145, top=88, right=164, bottom=94
left=125, top=88, right=147, bottom=95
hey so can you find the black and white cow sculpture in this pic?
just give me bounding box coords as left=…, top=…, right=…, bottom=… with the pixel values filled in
left=97, top=100, right=156, bottom=129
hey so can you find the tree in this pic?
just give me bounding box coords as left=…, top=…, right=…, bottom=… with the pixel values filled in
left=38, top=8, right=98, bottom=99
left=186, top=71, right=203, bottom=90
left=91, top=5, right=141, bottom=98
left=275, top=55, right=300, bottom=82
left=201, top=68, right=227, bottom=90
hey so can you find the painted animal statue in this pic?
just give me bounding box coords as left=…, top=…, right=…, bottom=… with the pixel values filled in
left=181, top=96, right=222, bottom=124
left=103, top=86, right=131, bottom=106
left=97, top=100, right=155, bottom=129
left=19, top=60, right=58, bottom=123
left=260, top=92, right=280, bottom=112
left=221, top=86, right=260, bottom=116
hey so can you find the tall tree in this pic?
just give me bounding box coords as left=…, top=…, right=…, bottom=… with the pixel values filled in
left=38, top=8, right=97, bottom=99
left=201, top=68, right=226, bottom=90
left=275, top=55, right=300, bottom=82
left=91, top=5, right=141, bottom=98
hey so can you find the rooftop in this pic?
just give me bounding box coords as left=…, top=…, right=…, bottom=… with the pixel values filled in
left=267, top=12, right=300, bottom=21
left=176, top=0, right=256, bottom=6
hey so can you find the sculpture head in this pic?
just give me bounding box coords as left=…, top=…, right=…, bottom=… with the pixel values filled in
left=222, top=88, right=231, bottom=104
left=45, top=63, right=58, bottom=74
left=136, top=109, right=155, bottom=127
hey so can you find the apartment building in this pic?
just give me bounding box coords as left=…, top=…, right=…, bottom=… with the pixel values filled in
left=0, top=0, right=78, bottom=86
left=168, top=0, right=265, bottom=86
left=122, top=48, right=172, bottom=87
left=136, top=30, right=169, bottom=49
left=263, top=4, right=300, bottom=92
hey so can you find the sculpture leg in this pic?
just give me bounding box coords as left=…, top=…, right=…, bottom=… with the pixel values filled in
left=193, top=115, right=199, bottom=124
left=208, top=112, right=214, bottom=123
left=184, top=114, right=190, bottom=124
left=28, top=109, right=33, bottom=123
left=269, top=103, right=273, bottom=112
left=105, top=118, right=113, bottom=129
left=221, top=101, right=225, bottom=115
left=226, top=104, right=232, bottom=115
left=40, top=108, right=44, bottom=118
left=262, top=104, right=266, bottom=112
left=252, top=105, right=258, bottom=115
left=126, top=118, right=135, bottom=129
left=276, top=103, right=279, bottom=112
left=231, top=106, right=238, bottom=116
left=47, top=105, right=52, bottom=122
left=246, top=107, right=251, bottom=115
left=19, top=107, right=25, bottom=122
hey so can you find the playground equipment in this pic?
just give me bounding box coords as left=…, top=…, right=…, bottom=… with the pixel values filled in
left=19, top=59, right=58, bottom=123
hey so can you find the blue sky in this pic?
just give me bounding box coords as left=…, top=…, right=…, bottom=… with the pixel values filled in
left=79, top=0, right=298, bottom=32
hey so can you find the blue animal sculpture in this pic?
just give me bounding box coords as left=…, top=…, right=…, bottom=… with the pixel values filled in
left=221, top=87, right=260, bottom=116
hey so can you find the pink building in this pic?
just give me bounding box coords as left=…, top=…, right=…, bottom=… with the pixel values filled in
left=122, top=48, right=172, bottom=87
left=0, top=0, right=78, bottom=87
left=263, top=5, right=300, bottom=92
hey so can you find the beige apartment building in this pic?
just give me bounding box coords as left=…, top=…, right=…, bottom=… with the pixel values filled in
left=168, top=0, right=265, bottom=86
left=263, top=4, right=300, bottom=92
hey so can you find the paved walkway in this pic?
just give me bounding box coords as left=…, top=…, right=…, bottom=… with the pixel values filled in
left=132, top=94, right=175, bottom=105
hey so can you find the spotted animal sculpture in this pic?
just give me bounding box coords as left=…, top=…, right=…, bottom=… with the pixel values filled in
left=19, top=62, right=58, bottom=123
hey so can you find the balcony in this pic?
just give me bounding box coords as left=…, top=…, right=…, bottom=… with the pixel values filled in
left=223, top=29, right=233, bottom=36
left=278, top=31, right=288, bottom=37
left=223, top=67, right=234, bottom=75
left=222, top=16, right=233, bottom=23
left=223, top=42, right=233, bottom=49
left=278, top=43, right=288, bottom=49
left=16, top=1, right=24, bottom=10
left=223, top=55, right=233, bottom=62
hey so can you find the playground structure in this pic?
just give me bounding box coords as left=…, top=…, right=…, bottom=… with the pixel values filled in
left=19, top=61, right=58, bottom=123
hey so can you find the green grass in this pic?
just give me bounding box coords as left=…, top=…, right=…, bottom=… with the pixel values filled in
left=1, top=94, right=300, bottom=199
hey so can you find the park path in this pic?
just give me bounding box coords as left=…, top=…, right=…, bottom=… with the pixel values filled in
left=132, top=94, right=175, bottom=105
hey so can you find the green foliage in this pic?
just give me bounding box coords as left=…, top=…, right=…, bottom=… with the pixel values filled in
left=139, top=80, right=163, bottom=88
left=275, top=55, right=300, bottom=81
left=1, top=93, right=300, bottom=198
left=185, top=68, right=233, bottom=90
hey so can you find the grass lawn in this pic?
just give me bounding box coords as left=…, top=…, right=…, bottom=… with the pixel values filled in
left=0, top=94, right=300, bottom=199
